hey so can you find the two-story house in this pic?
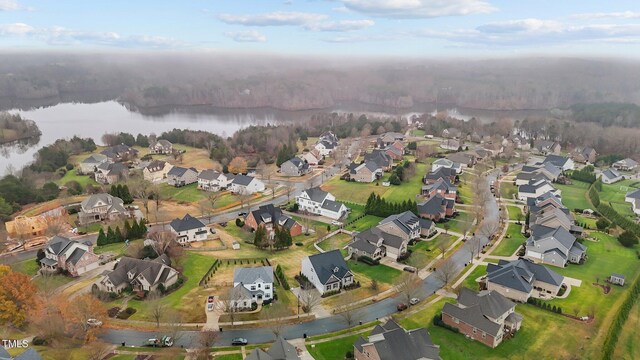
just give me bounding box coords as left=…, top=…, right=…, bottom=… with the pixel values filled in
left=230, top=174, right=265, bottom=194
left=431, top=158, right=462, bottom=174
left=525, top=225, right=587, bottom=267
left=301, top=249, right=354, bottom=295
left=149, top=139, right=173, bottom=154
left=78, top=193, right=128, bottom=225
left=39, top=236, right=100, bottom=277
left=354, top=320, right=440, bottom=360
left=94, top=162, right=129, bottom=184
left=97, top=254, right=178, bottom=294
left=143, top=160, right=173, bottom=183
left=417, top=194, right=455, bottom=221
left=486, top=259, right=565, bottom=303
left=244, top=204, right=303, bottom=238
left=79, top=154, right=109, bottom=174
left=421, top=178, right=457, bottom=199
left=232, top=266, right=274, bottom=307
left=349, top=161, right=383, bottom=183
left=348, top=227, right=407, bottom=260
left=100, top=144, right=138, bottom=162
left=167, top=166, right=198, bottom=187
left=296, top=187, right=348, bottom=220
left=377, top=211, right=436, bottom=240
left=169, top=214, right=208, bottom=245
left=442, top=288, right=522, bottom=348
left=280, top=157, right=311, bottom=177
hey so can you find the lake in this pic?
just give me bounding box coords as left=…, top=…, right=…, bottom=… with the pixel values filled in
left=1, top=100, right=545, bottom=172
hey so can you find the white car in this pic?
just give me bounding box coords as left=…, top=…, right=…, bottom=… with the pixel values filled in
left=331, top=221, right=342, bottom=226
left=87, top=318, right=103, bottom=327
left=409, top=298, right=420, bottom=305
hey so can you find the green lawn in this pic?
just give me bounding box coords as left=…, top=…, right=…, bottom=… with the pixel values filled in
left=613, top=296, right=640, bottom=360
left=545, top=231, right=640, bottom=322
left=109, top=355, right=137, bottom=360
left=223, top=223, right=255, bottom=243
left=348, top=260, right=402, bottom=285
left=457, top=182, right=474, bottom=204
left=94, top=239, right=144, bottom=257
left=317, top=233, right=352, bottom=256
left=459, top=265, right=487, bottom=291
left=574, top=214, right=597, bottom=230
left=214, top=354, right=243, bottom=360
left=554, top=180, right=591, bottom=210
left=499, top=181, right=517, bottom=200
left=410, top=129, right=426, bottom=137
left=382, top=163, right=427, bottom=202
left=347, top=215, right=383, bottom=232
left=10, top=258, right=39, bottom=276
left=398, top=298, right=452, bottom=330
left=405, top=234, right=457, bottom=269
left=438, top=212, right=473, bottom=235
left=56, top=170, right=98, bottom=188
left=307, top=333, right=366, bottom=360
left=126, top=252, right=213, bottom=321
left=160, top=183, right=207, bottom=203
left=491, top=223, right=526, bottom=257
left=599, top=179, right=640, bottom=219
left=506, top=206, right=523, bottom=221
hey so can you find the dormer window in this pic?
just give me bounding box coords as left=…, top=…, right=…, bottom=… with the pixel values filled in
left=334, top=267, right=339, bottom=273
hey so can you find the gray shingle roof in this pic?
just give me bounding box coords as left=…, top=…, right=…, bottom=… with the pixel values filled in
left=601, top=168, right=621, bottom=181
left=233, top=174, right=256, bottom=186
left=81, top=154, right=107, bottom=164
left=198, top=169, right=221, bottom=180
left=443, top=288, right=515, bottom=337
left=487, top=259, right=564, bottom=293
left=379, top=211, right=421, bottom=235
left=245, top=336, right=300, bottom=360
left=530, top=225, right=577, bottom=252
left=234, top=266, right=274, bottom=285
left=145, top=160, right=167, bottom=172
left=424, top=167, right=457, bottom=182
left=417, top=194, right=451, bottom=216
left=106, top=256, right=174, bottom=288
left=249, top=204, right=298, bottom=230
left=81, top=193, right=126, bottom=214
left=303, top=187, right=329, bottom=203
left=66, top=247, right=87, bottom=265
left=358, top=320, right=440, bottom=360
left=355, top=227, right=405, bottom=250
left=321, top=199, right=345, bottom=213
left=307, top=249, right=351, bottom=285
left=14, top=348, right=44, bottom=360
left=627, top=189, right=640, bottom=199
left=542, top=155, right=570, bottom=168
left=170, top=214, right=205, bottom=232
left=167, top=166, right=197, bottom=177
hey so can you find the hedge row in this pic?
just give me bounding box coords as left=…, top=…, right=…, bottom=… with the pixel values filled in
left=601, top=274, right=640, bottom=360
left=597, top=203, right=640, bottom=237
left=275, top=264, right=290, bottom=290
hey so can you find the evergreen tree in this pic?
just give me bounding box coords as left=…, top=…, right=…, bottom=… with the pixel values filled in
left=124, top=221, right=132, bottom=239
left=114, top=226, right=124, bottom=243
left=254, top=226, right=266, bottom=248
left=109, top=184, right=118, bottom=198
left=97, top=228, right=107, bottom=246
left=120, top=185, right=134, bottom=204
left=139, top=218, right=148, bottom=237
left=106, top=227, right=116, bottom=244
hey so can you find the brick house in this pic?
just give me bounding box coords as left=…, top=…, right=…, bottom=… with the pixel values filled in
left=39, top=236, right=100, bottom=277
left=245, top=204, right=303, bottom=238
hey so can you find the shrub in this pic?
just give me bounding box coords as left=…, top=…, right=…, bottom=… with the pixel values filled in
left=596, top=218, right=611, bottom=230
left=235, top=218, right=244, bottom=227
left=65, top=163, right=74, bottom=170
left=345, top=350, right=354, bottom=360
left=295, top=242, right=303, bottom=246
left=618, top=231, right=639, bottom=248
left=32, top=337, right=48, bottom=346
left=358, top=255, right=380, bottom=265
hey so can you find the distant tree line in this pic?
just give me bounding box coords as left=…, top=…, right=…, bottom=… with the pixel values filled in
left=570, top=103, right=640, bottom=128
left=30, top=136, right=96, bottom=172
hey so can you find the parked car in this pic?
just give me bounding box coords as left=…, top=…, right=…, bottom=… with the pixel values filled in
left=403, top=266, right=417, bottom=273
left=238, top=212, right=247, bottom=217
left=146, top=336, right=173, bottom=347
left=208, top=295, right=215, bottom=303
left=410, top=298, right=420, bottom=306
left=331, top=221, right=342, bottom=226
left=397, top=303, right=408, bottom=312
left=86, top=318, right=103, bottom=327
left=232, top=338, right=248, bottom=346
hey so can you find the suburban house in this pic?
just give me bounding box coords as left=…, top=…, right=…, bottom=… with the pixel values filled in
left=600, top=168, right=623, bottom=184
left=1, top=348, right=43, bottom=360
left=245, top=337, right=300, bottom=360
left=446, top=152, right=476, bottom=168
left=349, top=227, right=408, bottom=260
left=301, top=249, right=354, bottom=295
left=143, top=160, right=173, bottom=183
left=353, top=320, right=441, bottom=360
left=541, top=155, right=574, bottom=171
left=423, top=167, right=458, bottom=185
left=100, top=144, right=138, bottom=161
left=442, top=288, right=522, bottom=348
left=5, top=215, right=48, bottom=240
left=300, top=150, right=321, bottom=166
left=79, top=154, right=109, bottom=174
left=525, top=225, right=587, bottom=267
left=421, top=178, right=457, bottom=199
left=39, top=236, right=100, bottom=277
left=384, top=143, right=404, bottom=160
left=97, top=254, right=178, bottom=294
left=149, top=139, right=173, bottom=154
left=532, top=140, right=561, bottom=155
left=613, top=158, right=638, bottom=171
left=230, top=174, right=265, bottom=194
left=245, top=204, right=303, bottom=238
left=432, top=158, right=462, bottom=174
left=94, top=162, right=129, bottom=184
left=296, top=187, right=348, bottom=220
left=378, top=132, right=405, bottom=146
left=517, top=179, right=560, bottom=201
left=349, top=161, right=383, bottom=183
left=529, top=206, right=582, bottom=234
left=232, top=266, right=274, bottom=306
left=364, top=150, right=393, bottom=171
left=198, top=170, right=229, bottom=191
left=515, top=163, right=561, bottom=185
left=417, top=194, right=455, bottom=221
left=315, top=139, right=336, bottom=156
left=440, top=139, right=463, bottom=151
left=280, top=157, right=311, bottom=177
left=486, top=259, right=565, bottom=302
left=167, top=166, right=198, bottom=187
left=378, top=211, right=436, bottom=240
left=78, top=193, right=128, bottom=225
left=625, top=189, right=640, bottom=215
left=509, top=134, right=531, bottom=150
left=481, top=142, right=504, bottom=156
left=442, top=128, right=461, bottom=138
left=169, top=214, right=208, bottom=244
left=571, top=147, right=597, bottom=164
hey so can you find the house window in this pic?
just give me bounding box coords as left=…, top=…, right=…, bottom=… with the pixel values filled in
left=454, top=318, right=459, bottom=324
left=482, top=332, right=486, bottom=338
left=473, top=328, right=477, bottom=334
left=265, top=285, right=270, bottom=289
left=251, top=286, right=256, bottom=290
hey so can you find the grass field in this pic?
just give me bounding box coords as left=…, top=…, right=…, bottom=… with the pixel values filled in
left=457, top=182, right=474, bottom=204
left=213, top=354, right=243, bottom=360
left=348, top=260, right=402, bottom=285
left=506, top=206, right=523, bottom=221
left=307, top=333, right=366, bottom=360
left=499, top=181, right=517, bottom=200
left=317, top=232, right=352, bottom=256
left=346, top=215, right=383, bottom=232
left=491, top=223, right=526, bottom=257
left=599, top=179, right=640, bottom=219
left=160, top=183, right=207, bottom=203
left=554, top=180, right=591, bottom=210
left=437, top=211, right=473, bottom=234
left=410, top=129, right=426, bottom=137
left=10, top=258, right=39, bottom=276
left=613, top=297, right=640, bottom=360
left=546, top=231, right=640, bottom=321
left=56, top=170, right=98, bottom=187
left=459, top=265, right=487, bottom=291
left=405, top=234, right=457, bottom=269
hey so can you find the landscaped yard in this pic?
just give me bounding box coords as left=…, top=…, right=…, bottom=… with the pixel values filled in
left=459, top=265, right=487, bottom=291
left=499, top=181, right=517, bottom=200
left=94, top=239, right=144, bottom=257
left=404, top=234, right=457, bottom=269
left=381, top=163, right=427, bottom=202
left=491, top=223, right=525, bottom=257
left=554, top=180, right=591, bottom=210
left=307, top=333, right=367, bottom=360
left=160, top=183, right=207, bottom=203
left=599, top=179, right=640, bottom=220
left=437, top=211, right=473, bottom=235
left=348, top=260, right=402, bottom=285
left=346, top=215, right=383, bottom=232
left=10, top=258, right=39, bottom=276
left=56, top=169, right=98, bottom=187
left=317, top=232, right=352, bottom=256
left=506, top=205, right=523, bottom=221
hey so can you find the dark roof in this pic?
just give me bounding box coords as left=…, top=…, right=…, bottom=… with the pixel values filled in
left=47, top=235, right=72, bottom=255
left=424, top=167, right=457, bottom=181
left=14, top=348, right=44, bottom=360
left=355, top=227, right=405, bottom=249
left=349, top=237, right=380, bottom=255
left=250, top=204, right=298, bottom=230
left=170, top=214, right=205, bottom=232
left=198, top=169, right=221, bottom=180
left=627, top=189, right=640, bottom=199
left=487, top=259, right=564, bottom=293
left=529, top=225, right=577, bottom=252
left=364, top=150, right=392, bottom=168
left=358, top=320, right=440, bottom=360
left=307, top=249, right=351, bottom=284
left=379, top=211, right=421, bottom=235
left=284, top=157, right=309, bottom=171
left=321, top=199, right=345, bottom=213
left=66, top=247, right=87, bottom=265
left=542, top=155, right=570, bottom=167
left=417, top=195, right=451, bottom=215
left=106, top=256, right=174, bottom=288
left=167, top=166, right=197, bottom=177
left=443, top=288, right=515, bottom=337
left=145, top=160, right=167, bottom=172
left=101, top=144, right=137, bottom=158
left=601, top=168, right=621, bottom=180
left=233, top=174, right=256, bottom=186
left=303, top=187, right=329, bottom=203
left=423, top=179, right=457, bottom=193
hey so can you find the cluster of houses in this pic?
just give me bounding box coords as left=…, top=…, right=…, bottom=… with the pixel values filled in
left=79, top=144, right=141, bottom=184
left=353, top=320, right=441, bottom=360
left=279, top=131, right=339, bottom=177
left=516, top=155, right=574, bottom=201
left=416, top=161, right=459, bottom=221
left=343, top=132, right=406, bottom=183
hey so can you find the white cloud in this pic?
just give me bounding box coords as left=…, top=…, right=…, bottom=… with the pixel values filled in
left=305, top=19, right=374, bottom=32
left=571, top=11, right=640, bottom=20
left=0, top=23, right=182, bottom=48
left=223, top=30, right=267, bottom=43
left=340, top=0, right=496, bottom=19
left=476, top=19, right=562, bottom=34
left=0, top=22, right=35, bottom=35
left=332, top=6, right=351, bottom=13
left=218, top=12, right=328, bottom=26
left=0, top=0, right=21, bottom=11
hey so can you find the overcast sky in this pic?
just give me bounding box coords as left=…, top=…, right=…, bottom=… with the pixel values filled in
left=1, top=0, right=640, bottom=57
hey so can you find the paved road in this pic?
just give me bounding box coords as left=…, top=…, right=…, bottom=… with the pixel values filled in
left=100, top=165, right=500, bottom=347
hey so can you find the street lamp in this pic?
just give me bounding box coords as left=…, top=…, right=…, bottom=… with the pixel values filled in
left=297, top=293, right=300, bottom=319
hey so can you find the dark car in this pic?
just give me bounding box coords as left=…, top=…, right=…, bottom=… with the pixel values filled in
left=238, top=212, right=247, bottom=217
left=397, top=303, right=408, bottom=312
left=231, top=338, right=248, bottom=346
left=403, top=266, right=416, bottom=273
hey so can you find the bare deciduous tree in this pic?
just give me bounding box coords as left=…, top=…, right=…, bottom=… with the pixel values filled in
left=220, top=287, right=242, bottom=326
left=129, top=178, right=152, bottom=217
left=148, top=230, right=177, bottom=256
left=396, top=273, right=420, bottom=306
left=86, top=341, right=113, bottom=360
left=148, top=293, right=166, bottom=328
left=300, top=290, right=321, bottom=314
left=206, top=191, right=224, bottom=222
left=335, top=291, right=360, bottom=327
left=261, top=303, right=289, bottom=337
left=479, top=220, right=500, bottom=240
left=435, top=260, right=457, bottom=287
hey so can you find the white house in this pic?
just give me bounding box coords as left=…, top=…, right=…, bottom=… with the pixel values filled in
left=169, top=214, right=208, bottom=245
left=542, top=155, right=574, bottom=172
left=517, top=179, right=560, bottom=201
left=432, top=158, right=462, bottom=174
left=613, top=158, right=638, bottom=171
left=600, top=168, right=623, bottom=184
left=230, top=174, right=265, bottom=194
left=315, top=139, right=336, bottom=156
left=625, top=189, right=640, bottom=216
left=79, top=154, right=109, bottom=174
left=198, top=169, right=228, bottom=191
left=296, top=187, right=348, bottom=220
left=232, top=266, right=274, bottom=306
left=301, top=250, right=354, bottom=295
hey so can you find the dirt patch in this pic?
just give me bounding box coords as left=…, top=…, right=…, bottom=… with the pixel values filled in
left=592, top=282, right=611, bottom=294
